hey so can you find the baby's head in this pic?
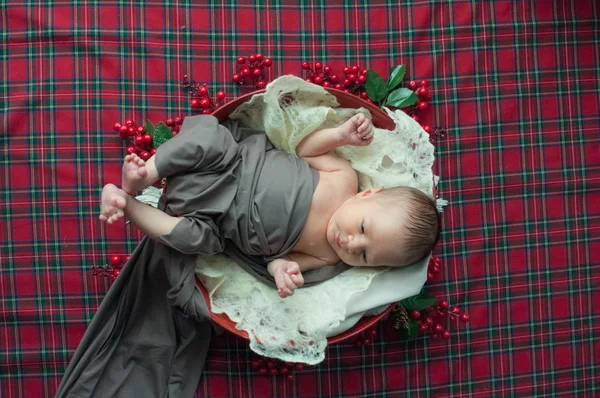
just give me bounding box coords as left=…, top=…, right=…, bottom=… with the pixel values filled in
left=326, top=186, right=440, bottom=267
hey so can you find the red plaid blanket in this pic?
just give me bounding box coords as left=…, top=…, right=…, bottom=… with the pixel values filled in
left=1, top=1, right=599, bottom=396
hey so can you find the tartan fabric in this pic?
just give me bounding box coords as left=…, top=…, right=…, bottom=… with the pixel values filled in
left=1, top=0, right=599, bottom=396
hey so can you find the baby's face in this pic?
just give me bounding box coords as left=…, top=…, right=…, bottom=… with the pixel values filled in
left=326, top=189, right=406, bottom=267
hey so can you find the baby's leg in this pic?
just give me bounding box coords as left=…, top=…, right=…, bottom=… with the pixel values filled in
left=267, top=259, right=305, bottom=298
left=121, top=154, right=160, bottom=196
left=100, top=183, right=182, bottom=238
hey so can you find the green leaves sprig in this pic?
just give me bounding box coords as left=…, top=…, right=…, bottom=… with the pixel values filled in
left=365, top=64, right=419, bottom=109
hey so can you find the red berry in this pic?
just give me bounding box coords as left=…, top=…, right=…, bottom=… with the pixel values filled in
left=128, top=126, right=135, bottom=136
left=248, top=54, right=256, bottom=63
left=135, top=136, right=144, bottom=146
left=258, top=368, right=267, bottom=375
left=263, top=58, right=272, bottom=67
left=305, top=78, right=313, bottom=83
left=125, top=119, right=135, bottom=128
left=166, top=118, right=174, bottom=127
left=361, top=69, right=368, bottom=75
left=358, top=75, right=366, bottom=84
left=126, top=146, right=136, bottom=155
left=427, top=271, right=434, bottom=280
left=314, top=62, right=322, bottom=70
left=269, top=368, right=277, bottom=376
left=109, top=255, right=122, bottom=266
left=139, top=151, right=151, bottom=161
left=324, top=66, right=332, bottom=74
left=252, top=68, right=261, bottom=77
left=407, top=80, right=418, bottom=90
left=232, top=74, right=241, bottom=83
left=334, top=84, right=343, bottom=89
left=113, top=122, right=122, bottom=132
left=419, top=323, right=429, bottom=333
left=217, top=91, right=226, bottom=101
left=322, top=81, right=331, bottom=88
left=363, top=338, right=370, bottom=345
left=425, top=317, right=434, bottom=326
left=434, top=324, right=444, bottom=334
left=190, top=99, right=200, bottom=108
left=439, top=299, right=449, bottom=309
left=124, top=255, right=130, bottom=263
left=236, top=56, right=246, bottom=64
left=136, top=126, right=145, bottom=135
left=330, top=74, right=339, bottom=83
left=119, top=127, right=129, bottom=140
left=314, top=76, right=323, bottom=85
left=460, top=313, right=470, bottom=323
left=255, top=53, right=264, bottom=61
left=202, top=109, right=211, bottom=115
left=343, top=89, right=350, bottom=93
left=370, top=329, right=377, bottom=337
left=199, top=87, right=208, bottom=96
left=287, top=374, right=294, bottom=380
left=343, top=79, right=351, bottom=87
left=417, top=86, right=429, bottom=98
left=295, top=363, right=304, bottom=371
left=309, top=72, right=314, bottom=78
left=420, top=79, right=428, bottom=87
left=343, top=67, right=350, bottom=74
left=174, top=115, right=183, bottom=125
left=431, top=333, right=439, bottom=340
left=366, top=99, right=373, bottom=104
left=151, top=148, right=157, bottom=155
left=351, top=65, right=359, bottom=73
left=348, top=73, right=357, bottom=82
left=301, top=61, right=310, bottom=70
left=409, top=310, right=421, bottom=320
left=422, top=125, right=432, bottom=134
left=251, top=360, right=260, bottom=368
left=200, top=98, right=210, bottom=109
left=241, top=68, right=250, bottom=77
left=418, top=101, right=428, bottom=110
left=256, top=80, right=266, bottom=89
left=280, top=367, right=289, bottom=375
left=267, top=361, right=275, bottom=369
left=360, top=92, right=368, bottom=99
left=412, top=115, right=420, bottom=122
left=451, top=306, right=461, bottom=314
left=143, top=134, right=153, bottom=145
left=112, top=269, right=121, bottom=278
left=442, top=330, right=451, bottom=339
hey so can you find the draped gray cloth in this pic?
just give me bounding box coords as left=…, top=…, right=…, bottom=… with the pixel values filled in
left=56, top=116, right=348, bottom=397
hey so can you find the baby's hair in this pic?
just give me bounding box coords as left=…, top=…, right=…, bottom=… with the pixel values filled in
left=372, top=186, right=441, bottom=266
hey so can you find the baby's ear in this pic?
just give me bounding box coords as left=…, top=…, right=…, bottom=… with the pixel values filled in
left=357, top=186, right=383, bottom=197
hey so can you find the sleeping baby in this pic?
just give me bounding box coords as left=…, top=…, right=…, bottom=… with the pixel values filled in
left=99, top=113, right=440, bottom=298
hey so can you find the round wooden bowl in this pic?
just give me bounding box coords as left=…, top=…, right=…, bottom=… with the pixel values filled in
left=195, top=87, right=398, bottom=344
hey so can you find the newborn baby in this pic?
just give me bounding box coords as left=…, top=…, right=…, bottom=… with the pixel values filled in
left=100, top=113, right=440, bottom=298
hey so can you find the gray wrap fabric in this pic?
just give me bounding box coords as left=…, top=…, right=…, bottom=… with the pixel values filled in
left=56, top=116, right=348, bottom=397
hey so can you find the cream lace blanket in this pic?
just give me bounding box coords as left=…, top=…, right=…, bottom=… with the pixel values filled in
left=193, top=75, right=437, bottom=364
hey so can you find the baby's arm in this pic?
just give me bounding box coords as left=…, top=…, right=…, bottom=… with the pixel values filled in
left=296, top=113, right=373, bottom=158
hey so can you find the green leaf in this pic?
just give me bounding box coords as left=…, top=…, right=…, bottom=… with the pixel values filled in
left=153, top=122, right=174, bottom=148
left=365, top=69, right=388, bottom=102
left=401, top=293, right=437, bottom=311
left=386, top=88, right=419, bottom=108
left=144, top=119, right=155, bottom=136
left=400, top=319, right=419, bottom=341
left=386, top=64, right=406, bottom=91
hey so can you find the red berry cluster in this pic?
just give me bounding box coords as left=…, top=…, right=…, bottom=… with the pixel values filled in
left=427, top=256, right=442, bottom=281
left=402, top=79, right=432, bottom=132
left=354, top=326, right=378, bottom=347
left=232, top=53, right=273, bottom=90
left=409, top=298, right=470, bottom=341
left=181, top=77, right=226, bottom=114
left=113, top=119, right=154, bottom=161
left=301, top=62, right=371, bottom=102
left=91, top=254, right=131, bottom=281
left=250, top=357, right=307, bottom=380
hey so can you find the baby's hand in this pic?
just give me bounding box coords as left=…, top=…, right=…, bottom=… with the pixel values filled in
left=337, top=113, right=374, bottom=147
left=267, top=259, right=305, bottom=298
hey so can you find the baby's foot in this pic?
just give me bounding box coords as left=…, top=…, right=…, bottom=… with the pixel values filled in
left=337, top=113, right=374, bottom=147
left=269, top=260, right=305, bottom=298
left=121, top=154, right=148, bottom=195
left=99, top=184, right=128, bottom=224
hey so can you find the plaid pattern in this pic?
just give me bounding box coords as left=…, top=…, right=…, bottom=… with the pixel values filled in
left=1, top=0, right=599, bottom=396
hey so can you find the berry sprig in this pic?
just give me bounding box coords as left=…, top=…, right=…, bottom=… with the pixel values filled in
left=354, top=326, right=378, bottom=348
left=113, top=117, right=183, bottom=160
left=301, top=61, right=372, bottom=103
left=408, top=298, right=470, bottom=341
left=250, top=356, right=309, bottom=380
left=427, top=255, right=442, bottom=281
left=91, top=254, right=131, bottom=281
left=232, top=53, right=273, bottom=90
left=181, top=76, right=226, bottom=114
